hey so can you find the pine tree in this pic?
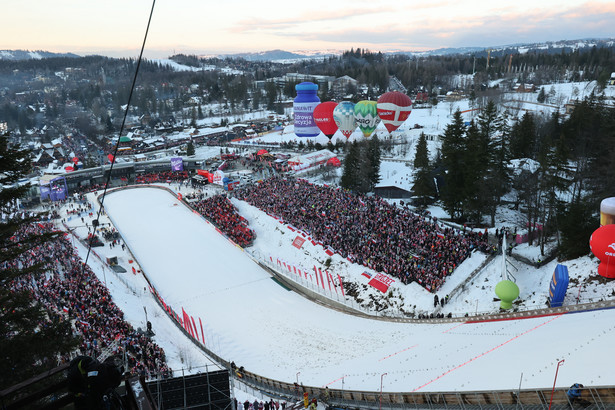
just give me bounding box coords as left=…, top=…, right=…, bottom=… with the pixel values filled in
left=341, top=140, right=360, bottom=191
left=366, top=136, right=381, bottom=190
left=510, top=112, right=537, bottom=159
left=440, top=110, right=467, bottom=221
left=0, top=134, right=79, bottom=388
left=186, top=140, right=195, bottom=156
left=412, top=133, right=435, bottom=205
left=484, top=104, right=511, bottom=226
left=537, top=87, right=546, bottom=103
left=463, top=121, right=487, bottom=224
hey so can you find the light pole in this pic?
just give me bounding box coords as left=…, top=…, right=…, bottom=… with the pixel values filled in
left=380, top=373, right=387, bottom=410
left=296, top=371, right=300, bottom=384
left=549, top=359, right=565, bottom=409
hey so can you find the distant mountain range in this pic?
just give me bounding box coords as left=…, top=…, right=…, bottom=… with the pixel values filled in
left=219, top=38, right=614, bottom=61
left=0, top=50, right=80, bottom=61
left=1, top=38, right=613, bottom=62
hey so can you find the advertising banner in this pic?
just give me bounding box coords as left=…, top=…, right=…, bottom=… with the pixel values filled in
left=548, top=264, right=569, bottom=307
left=292, top=236, right=306, bottom=249
left=368, top=272, right=395, bottom=293
left=170, top=157, right=184, bottom=171
left=213, top=170, right=225, bottom=186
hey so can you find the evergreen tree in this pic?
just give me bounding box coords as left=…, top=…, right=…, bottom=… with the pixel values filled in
left=558, top=199, right=596, bottom=259
left=186, top=140, right=195, bottom=156
left=412, top=133, right=435, bottom=205
left=341, top=140, right=360, bottom=191
left=463, top=121, right=487, bottom=224
left=483, top=103, right=511, bottom=225
left=0, top=135, right=79, bottom=388
left=537, top=87, right=546, bottom=103
left=366, top=136, right=382, bottom=190
left=440, top=110, right=467, bottom=221
left=510, top=112, right=537, bottom=159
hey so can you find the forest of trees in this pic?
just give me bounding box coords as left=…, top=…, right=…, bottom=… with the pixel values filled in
left=413, top=97, right=615, bottom=259
left=2, top=42, right=614, bottom=139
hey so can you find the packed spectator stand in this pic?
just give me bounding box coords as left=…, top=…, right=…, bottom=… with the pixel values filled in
left=5, top=220, right=172, bottom=379
left=234, top=177, right=490, bottom=292
left=192, top=195, right=255, bottom=248
left=135, top=171, right=189, bottom=184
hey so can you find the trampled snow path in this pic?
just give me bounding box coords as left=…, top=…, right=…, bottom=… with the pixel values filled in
left=103, top=187, right=615, bottom=393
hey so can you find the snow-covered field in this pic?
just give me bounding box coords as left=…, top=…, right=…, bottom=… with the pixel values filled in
left=53, top=80, right=615, bottom=397
left=66, top=186, right=613, bottom=393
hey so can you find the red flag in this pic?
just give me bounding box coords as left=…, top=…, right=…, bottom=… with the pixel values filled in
left=191, top=316, right=198, bottom=341
left=318, top=267, right=326, bottom=290
left=199, top=317, right=205, bottom=346
left=314, top=266, right=320, bottom=287
left=325, top=270, right=332, bottom=291
left=337, top=274, right=345, bottom=297
left=181, top=307, right=187, bottom=328
left=327, top=271, right=335, bottom=293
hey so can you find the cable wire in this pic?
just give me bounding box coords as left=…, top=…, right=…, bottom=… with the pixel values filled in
left=83, top=0, right=156, bottom=272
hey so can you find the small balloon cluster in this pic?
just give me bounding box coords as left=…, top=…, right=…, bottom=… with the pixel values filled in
left=294, top=82, right=413, bottom=141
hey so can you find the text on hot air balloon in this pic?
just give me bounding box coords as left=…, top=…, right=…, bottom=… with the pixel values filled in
left=355, top=118, right=375, bottom=125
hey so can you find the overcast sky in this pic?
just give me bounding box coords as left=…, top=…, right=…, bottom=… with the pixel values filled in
left=2, top=0, right=614, bottom=58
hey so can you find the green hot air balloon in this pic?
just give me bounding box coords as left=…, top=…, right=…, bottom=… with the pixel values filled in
left=354, top=100, right=380, bottom=138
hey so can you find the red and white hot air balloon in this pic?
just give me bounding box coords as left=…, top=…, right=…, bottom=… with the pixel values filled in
left=377, top=91, right=413, bottom=134
left=313, top=101, right=338, bottom=140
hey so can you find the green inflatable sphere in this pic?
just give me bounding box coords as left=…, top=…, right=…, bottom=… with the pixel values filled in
left=495, top=280, right=520, bottom=310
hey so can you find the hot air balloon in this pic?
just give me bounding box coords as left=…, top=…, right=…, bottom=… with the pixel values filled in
left=313, top=101, right=338, bottom=140
left=377, top=91, right=413, bottom=134
left=354, top=100, right=380, bottom=138
left=293, top=82, right=320, bottom=137
left=333, top=101, right=357, bottom=139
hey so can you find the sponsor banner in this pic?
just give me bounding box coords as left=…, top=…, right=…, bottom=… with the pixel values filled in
left=292, top=236, right=306, bottom=249
left=368, top=272, right=395, bottom=293
left=213, top=170, right=225, bottom=186
left=170, top=157, right=184, bottom=171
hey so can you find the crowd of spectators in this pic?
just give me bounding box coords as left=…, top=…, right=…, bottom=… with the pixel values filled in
left=192, top=195, right=255, bottom=247
left=234, top=177, right=490, bottom=292
left=135, top=171, right=189, bottom=184
left=5, top=222, right=172, bottom=379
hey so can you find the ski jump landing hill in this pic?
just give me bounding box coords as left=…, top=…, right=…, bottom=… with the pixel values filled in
left=102, top=186, right=615, bottom=406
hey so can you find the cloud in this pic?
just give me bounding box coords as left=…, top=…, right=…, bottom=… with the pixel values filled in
left=231, top=6, right=395, bottom=34
left=250, top=1, right=615, bottom=51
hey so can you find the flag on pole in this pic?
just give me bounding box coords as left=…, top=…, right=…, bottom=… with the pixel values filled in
left=199, top=317, right=205, bottom=346
left=337, top=274, right=345, bottom=297
left=190, top=316, right=198, bottom=342
left=318, top=267, right=326, bottom=290
left=324, top=270, right=332, bottom=291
